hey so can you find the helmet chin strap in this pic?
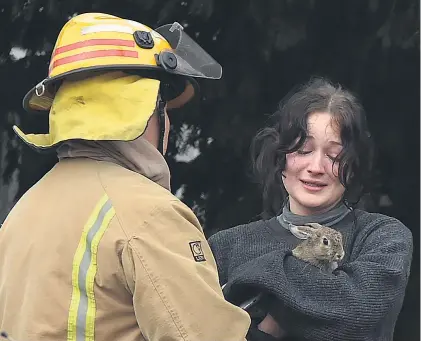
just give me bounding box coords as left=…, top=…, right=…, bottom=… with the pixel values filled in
left=156, top=97, right=166, bottom=155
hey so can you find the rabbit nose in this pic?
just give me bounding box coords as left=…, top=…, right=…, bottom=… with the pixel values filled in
left=336, top=253, right=344, bottom=260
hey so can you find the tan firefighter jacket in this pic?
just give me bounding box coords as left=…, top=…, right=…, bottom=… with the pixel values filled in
left=0, top=142, right=250, bottom=341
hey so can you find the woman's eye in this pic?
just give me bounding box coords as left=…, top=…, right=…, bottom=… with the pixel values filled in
left=297, top=149, right=311, bottom=155
left=327, top=155, right=337, bottom=161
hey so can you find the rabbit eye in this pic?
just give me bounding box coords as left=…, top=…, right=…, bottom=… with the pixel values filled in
left=323, top=237, right=329, bottom=245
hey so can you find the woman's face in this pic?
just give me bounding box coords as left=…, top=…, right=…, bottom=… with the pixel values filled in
left=282, top=111, right=346, bottom=216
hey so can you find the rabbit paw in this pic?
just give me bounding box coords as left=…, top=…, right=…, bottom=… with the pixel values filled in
left=330, top=261, right=339, bottom=271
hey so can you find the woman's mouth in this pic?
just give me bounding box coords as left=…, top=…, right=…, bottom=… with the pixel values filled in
left=300, top=180, right=327, bottom=191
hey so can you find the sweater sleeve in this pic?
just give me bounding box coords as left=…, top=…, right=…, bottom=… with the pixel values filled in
left=225, top=218, right=413, bottom=340
left=208, top=230, right=232, bottom=286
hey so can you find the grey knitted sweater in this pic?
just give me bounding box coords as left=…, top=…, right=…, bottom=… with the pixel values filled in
left=208, top=209, right=413, bottom=341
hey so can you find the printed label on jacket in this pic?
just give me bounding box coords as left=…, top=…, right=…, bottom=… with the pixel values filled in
left=189, top=241, right=206, bottom=262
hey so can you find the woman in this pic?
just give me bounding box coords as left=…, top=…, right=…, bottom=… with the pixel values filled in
left=208, top=78, right=413, bottom=341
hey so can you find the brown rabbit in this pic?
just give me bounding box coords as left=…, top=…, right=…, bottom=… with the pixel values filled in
left=290, top=223, right=345, bottom=272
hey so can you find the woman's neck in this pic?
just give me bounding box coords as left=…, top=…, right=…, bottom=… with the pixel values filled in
left=289, top=198, right=342, bottom=216
left=277, top=197, right=352, bottom=230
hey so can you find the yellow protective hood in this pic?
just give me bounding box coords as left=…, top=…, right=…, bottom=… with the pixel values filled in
left=14, top=71, right=160, bottom=150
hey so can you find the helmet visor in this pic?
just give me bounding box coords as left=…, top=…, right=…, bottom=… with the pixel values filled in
left=154, top=22, right=222, bottom=79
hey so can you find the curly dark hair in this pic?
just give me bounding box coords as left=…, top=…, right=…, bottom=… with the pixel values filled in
left=251, top=77, right=374, bottom=219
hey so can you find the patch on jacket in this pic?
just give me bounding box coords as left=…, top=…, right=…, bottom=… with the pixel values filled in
left=189, top=241, right=206, bottom=262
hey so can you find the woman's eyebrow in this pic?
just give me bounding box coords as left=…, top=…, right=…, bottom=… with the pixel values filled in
left=306, top=136, right=342, bottom=146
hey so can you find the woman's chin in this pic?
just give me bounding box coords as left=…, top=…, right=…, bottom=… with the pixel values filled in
left=294, top=196, right=332, bottom=214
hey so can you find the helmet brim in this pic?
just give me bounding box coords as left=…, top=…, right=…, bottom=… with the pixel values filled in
left=23, top=64, right=200, bottom=113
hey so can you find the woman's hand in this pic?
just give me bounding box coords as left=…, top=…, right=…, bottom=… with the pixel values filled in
left=258, top=313, right=285, bottom=339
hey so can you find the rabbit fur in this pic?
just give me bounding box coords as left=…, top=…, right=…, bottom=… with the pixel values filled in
left=291, top=223, right=344, bottom=272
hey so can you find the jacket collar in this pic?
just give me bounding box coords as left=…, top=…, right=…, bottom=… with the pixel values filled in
left=57, top=137, right=171, bottom=190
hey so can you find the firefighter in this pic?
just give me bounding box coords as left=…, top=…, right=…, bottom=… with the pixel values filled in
left=0, top=13, right=250, bottom=341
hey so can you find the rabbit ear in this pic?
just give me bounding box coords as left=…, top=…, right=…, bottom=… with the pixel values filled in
left=290, top=225, right=316, bottom=240
left=304, top=222, right=324, bottom=229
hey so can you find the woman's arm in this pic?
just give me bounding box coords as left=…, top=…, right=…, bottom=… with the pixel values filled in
left=223, top=218, right=413, bottom=340
left=208, top=226, right=242, bottom=286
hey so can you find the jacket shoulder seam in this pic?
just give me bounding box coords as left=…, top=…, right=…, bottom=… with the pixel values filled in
left=93, top=162, right=131, bottom=240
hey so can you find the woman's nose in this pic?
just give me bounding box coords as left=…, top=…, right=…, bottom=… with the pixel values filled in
left=307, top=153, right=325, bottom=174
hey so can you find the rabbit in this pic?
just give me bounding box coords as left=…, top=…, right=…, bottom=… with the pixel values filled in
left=290, top=222, right=345, bottom=272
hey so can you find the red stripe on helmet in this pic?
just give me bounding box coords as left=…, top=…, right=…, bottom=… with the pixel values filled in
left=51, top=50, right=138, bottom=69
left=54, top=39, right=135, bottom=56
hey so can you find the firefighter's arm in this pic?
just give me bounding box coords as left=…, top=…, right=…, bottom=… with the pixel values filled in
left=121, top=199, right=250, bottom=341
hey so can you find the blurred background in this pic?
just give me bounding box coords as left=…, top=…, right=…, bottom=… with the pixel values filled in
left=0, top=0, right=419, bottom=340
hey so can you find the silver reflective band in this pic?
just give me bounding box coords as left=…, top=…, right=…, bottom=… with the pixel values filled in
left=76, top=199, right=113, bottom=341
left=68, top=195, right=116, bottom=341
